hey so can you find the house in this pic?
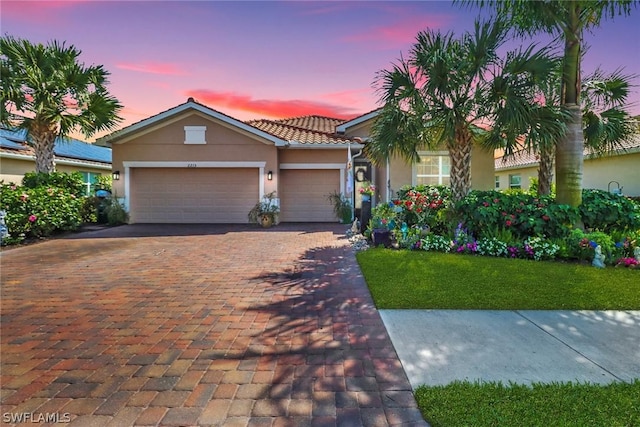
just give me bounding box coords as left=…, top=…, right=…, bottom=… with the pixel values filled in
left=495, top=135, right=640, bottom=196
left=0, top=127, right=112, bottom=195
left=101, top=98, right=495, bottom=224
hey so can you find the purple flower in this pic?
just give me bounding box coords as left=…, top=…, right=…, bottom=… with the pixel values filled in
left=589, top=241, right=598, bottom=248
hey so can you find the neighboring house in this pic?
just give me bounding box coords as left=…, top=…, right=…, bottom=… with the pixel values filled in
left=101, top=98, right=495, bottom=224
left=0, top=127, right=112, bottom=195
left=495, top=135, right=640, bottom=196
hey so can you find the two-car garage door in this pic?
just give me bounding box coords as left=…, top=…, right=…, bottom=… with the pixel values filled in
left=130, top=168, right=259, bottom=223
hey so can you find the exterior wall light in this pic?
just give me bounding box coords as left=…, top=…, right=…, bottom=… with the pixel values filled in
left=112, top=170, right=120, bottom=181
left=267, top=171, right=273, bottom=181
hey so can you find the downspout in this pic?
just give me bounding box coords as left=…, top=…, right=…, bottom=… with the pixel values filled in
left=386, top=157, right=390, bottom=202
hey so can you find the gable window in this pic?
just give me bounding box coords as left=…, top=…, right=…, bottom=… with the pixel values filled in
left=509, top=174, right=521, bottom=189
left=495, top=176, right=500, bottom=189
left=415, top=153, right=450, bottom=186
left=184, top=126, right=207, bottom=144
left=80, top=172, right=101, bottom=196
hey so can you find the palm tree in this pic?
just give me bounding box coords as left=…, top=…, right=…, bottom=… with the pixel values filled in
left=368, top=20, right=565, bottom=202
left=0, top=36, right=122, bottom=173
left=462, top=0, right=637, bottom=206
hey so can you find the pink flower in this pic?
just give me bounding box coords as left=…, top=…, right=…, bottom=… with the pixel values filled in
left=28, top=214, right=37, bottom=223
left=482, top=202, right=489, bottom=207
left=20, top=193, right=28, bottom=202
left=505, top=220, right=512, bottom=227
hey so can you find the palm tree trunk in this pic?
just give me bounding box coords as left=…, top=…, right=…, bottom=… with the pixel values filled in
left=556, top=4, right=584, bottom=207
left=537, top=143, right=554, bottom=196
left=449, top=130, right=472, bottom=202
left=31, top=122, right=57, bottom=173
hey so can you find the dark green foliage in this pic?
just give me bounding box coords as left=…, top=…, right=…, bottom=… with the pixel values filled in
left=454, top=190, right=579, bottom=240
left=415, top=380, right=640, bottom=427
left=579, top=189, right=640, bottom=233
left=22, top=172, right=85, bottom=197
left=1, top=177, right=83, bottom=243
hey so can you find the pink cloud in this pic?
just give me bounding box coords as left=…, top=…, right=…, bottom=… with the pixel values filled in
left=1, top=0, right=90, bottom=23
left=344, top=16, right=452, bottom=47
left=116, top=62, right=187, bottom=76
left=320, top=88, right=371, bottom=105
left=184, top=90, right=361, bottom=120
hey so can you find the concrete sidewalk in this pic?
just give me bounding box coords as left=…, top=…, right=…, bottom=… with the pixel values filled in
left=380, top=310, right=640, bottom=389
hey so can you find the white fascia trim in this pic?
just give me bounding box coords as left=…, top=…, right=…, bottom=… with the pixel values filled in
left=336, top=110, right=380, bottom=133
left=121, top=160, right=266, bottom=212
left=279, top=163, right=344, bottom=170
left=285, top=142, right=365, bottom=150
left=0, top=152, right=111, bottom=170
left=100, top=102, right=284, bottom=146
left=122, top=161, right=266, bottom=168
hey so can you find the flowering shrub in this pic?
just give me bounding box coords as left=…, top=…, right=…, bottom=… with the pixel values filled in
left=1, top=173, right=84, bottom=244
left=615, top=257, right=638, bottom=268
left=419, top=234, right=451, bottom=252
left=455, top=190, right=579, bottom=240
left=523, top=237, right=560, bottom=261
left=477, top=237, right=508, bottom=257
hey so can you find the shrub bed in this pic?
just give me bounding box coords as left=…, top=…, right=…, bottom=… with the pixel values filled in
left=366, top=185, right=640, bottom=267
left=1, top=172, right=85, bottom=244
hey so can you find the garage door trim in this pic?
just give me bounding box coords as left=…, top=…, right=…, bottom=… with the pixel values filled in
left=122, top=161, right=266, bottom=212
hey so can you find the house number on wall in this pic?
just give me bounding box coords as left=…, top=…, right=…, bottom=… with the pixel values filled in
left=187, top=163, right=197, bottom=168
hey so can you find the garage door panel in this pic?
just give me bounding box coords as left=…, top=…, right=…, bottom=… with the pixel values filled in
left=280, top=169, right=340, bottom=222
left=130, top=168, right=258, bottom=223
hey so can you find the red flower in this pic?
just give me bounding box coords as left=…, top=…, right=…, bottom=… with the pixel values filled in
left=542, top=215, right=550, bottom=221
left=505, top=220, right=512, bottom=227
left=482, top=202, right=489, bottom=207
left=493, top=198, right=499, bottom=203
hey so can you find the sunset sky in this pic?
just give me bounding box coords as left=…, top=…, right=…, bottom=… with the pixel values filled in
left=2, top=1, right=639, bottom=141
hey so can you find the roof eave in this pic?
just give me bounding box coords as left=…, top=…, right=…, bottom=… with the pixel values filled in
left=99, top=101, right=285, bottom=146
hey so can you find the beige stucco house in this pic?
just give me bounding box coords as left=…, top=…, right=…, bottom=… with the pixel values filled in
left=0, top=128, right=112, bottom=195
left=495, top=136, right=640, bottom=196
left=101, top=99, right=495, bottom=224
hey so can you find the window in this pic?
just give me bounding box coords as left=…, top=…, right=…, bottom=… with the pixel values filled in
left=184, top=126, right=207, bottom=144
left=509, top=174, right=521, bottom=189
left=495, top=176, right=500, bottom=189
left=80, top=172, right=101, bottom=196
left=415, top=154, right=450, bottom=186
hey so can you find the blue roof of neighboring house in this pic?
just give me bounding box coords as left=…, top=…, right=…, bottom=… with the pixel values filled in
left=0, top=128, right=111, bottom=164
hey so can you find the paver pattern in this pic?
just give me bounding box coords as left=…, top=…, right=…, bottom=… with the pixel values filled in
left=1, top=224, right=427, bottom=426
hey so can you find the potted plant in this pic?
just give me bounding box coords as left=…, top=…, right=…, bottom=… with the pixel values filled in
left=327, top=191, right=353, bottom=224
left=248, top=191, right=280, bottom=228
left=360, top=182, right=376, bottom=202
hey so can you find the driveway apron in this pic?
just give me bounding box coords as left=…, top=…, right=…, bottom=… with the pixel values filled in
left=1, top=224, right=426, bottom=426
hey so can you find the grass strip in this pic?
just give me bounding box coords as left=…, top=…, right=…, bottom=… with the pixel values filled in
left=415, top=380, right=640, bottom=427
left=356, top=248, right=640, bottom=309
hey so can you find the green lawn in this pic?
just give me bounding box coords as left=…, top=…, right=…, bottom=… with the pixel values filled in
left=415, top=380, right=640, bottom=427
left=357, top=248, right=640, bottom=425
left=356, top=248, right=640, bottom=310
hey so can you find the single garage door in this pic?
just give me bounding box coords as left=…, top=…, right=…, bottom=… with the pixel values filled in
left=279, top=169, right=340, bottom=222
left=130, top=168, right=259, bottom=223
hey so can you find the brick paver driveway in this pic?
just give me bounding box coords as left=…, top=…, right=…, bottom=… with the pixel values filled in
left=1, top=224, right=426, bottom=426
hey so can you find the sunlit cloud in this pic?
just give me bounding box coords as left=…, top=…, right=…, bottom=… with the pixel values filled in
left=344, top=16, right=452, bottom=48
left=320, top=88, right=371, bottom=106
left=1, top=0, right=90, bottom=23
left=184, top=89, right=361, bottom=119
left=116, top=62, right=187, bottom=76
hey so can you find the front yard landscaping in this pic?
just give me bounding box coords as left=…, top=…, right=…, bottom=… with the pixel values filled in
left=355, top=184, right=640, bottom=427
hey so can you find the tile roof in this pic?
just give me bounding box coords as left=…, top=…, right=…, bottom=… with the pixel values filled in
left=246, top=116, right=361, bottom=145
left=0, top=128, right=112, bottom=165
left=495, top=135, right=640, bottom=170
